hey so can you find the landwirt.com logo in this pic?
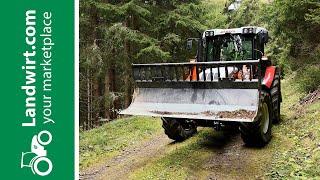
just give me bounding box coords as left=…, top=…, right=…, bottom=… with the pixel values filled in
left=20, top=9, right=55, bottom=177
left=21, top=130, right=53, bottom=176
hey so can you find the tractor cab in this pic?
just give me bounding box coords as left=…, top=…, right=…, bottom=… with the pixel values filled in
left=188, top=26, right=269, bottom=62
left=204, top=27, right=269, bottom=62
left=192, top=27, right=270, bottom=80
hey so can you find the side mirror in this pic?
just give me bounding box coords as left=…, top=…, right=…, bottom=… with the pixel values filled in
left=258, top=33, right=263, bottom=43
left=187, top=39, right=193, bottom=50
left=263, top=32, right=269, bottom=43
left=259, top=32, right=269, bottom=44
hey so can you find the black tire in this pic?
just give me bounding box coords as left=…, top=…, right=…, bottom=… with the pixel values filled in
left=240, top=91, right=272, bottom=147
left=270, top=75, right=281, bottom=124
left=161, top=117, right=197, bottom=142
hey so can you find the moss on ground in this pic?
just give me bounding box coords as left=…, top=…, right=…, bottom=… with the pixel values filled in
left=267, top=76, right=320, bottom=179
left=79, top=116, right=162, bottom=170
left=128, top=128, right=222, bottom=180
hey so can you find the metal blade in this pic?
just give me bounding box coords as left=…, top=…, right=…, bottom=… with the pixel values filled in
left=120, top=88, right=259, bottom=122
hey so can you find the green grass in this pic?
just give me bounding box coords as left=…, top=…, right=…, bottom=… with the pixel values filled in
left=79, top=116, right=162, bottom=170
left=267, top=75, right=320, bottom=179
left=129, top=128, right=224, bottom=180
left=297, top=65, right=320, bottom=93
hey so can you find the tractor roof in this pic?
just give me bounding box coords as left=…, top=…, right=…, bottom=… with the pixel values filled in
left=204, top=26, right=268, bottom=37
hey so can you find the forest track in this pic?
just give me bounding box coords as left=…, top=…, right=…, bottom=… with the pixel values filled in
left=80, top=133, right=172, bottom=180
left=80, top=128, right=273, bottom=180
left=201, top=133, right=272, bottom=180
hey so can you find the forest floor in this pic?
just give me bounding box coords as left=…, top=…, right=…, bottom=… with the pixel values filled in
left=79, top=76, right=320, bottom=180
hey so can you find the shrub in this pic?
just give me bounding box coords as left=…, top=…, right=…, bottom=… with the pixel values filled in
left=297, top=65, right=320, bottom=93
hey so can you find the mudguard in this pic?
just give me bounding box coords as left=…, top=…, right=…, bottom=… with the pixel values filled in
left=262, top=66, right=277, bottom=88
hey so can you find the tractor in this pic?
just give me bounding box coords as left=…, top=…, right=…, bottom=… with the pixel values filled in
left=121, top=26, right=282, bottom=146
left=21, top=130, right=53, bottom=176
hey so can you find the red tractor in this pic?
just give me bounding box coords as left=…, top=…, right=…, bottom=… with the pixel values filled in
left=121, top=26, right=282, bottom=146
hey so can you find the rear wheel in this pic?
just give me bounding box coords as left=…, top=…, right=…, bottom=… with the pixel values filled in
left=240, top=91, right=272, bottom=147
left=161, top=117, right=197, bottom=141
left=270, top=75, right=281, bottom=124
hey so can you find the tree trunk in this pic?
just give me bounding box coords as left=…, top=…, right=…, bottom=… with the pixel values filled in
left=86, top=69, right=91, bottom=130
left=90, top=2, right=101, bottom=127
left=111, top=64, right=120, bottom=119
left=124, top=70, right=132, bottom=108
left=89, top=3, right=98, bottom=43
left=94, top=76, right=101, bottom=126
left=124, top=16, right=132, bottom=108
left=104, top=66, right=111, bottom=119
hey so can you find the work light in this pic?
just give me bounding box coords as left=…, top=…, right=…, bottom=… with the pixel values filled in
left=205, top=31, right=214, bottom=37
left=243, top=27, right=255, bottom=34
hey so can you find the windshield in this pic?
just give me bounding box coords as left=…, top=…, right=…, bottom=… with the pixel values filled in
left=206, top=34, right=253, bottom=61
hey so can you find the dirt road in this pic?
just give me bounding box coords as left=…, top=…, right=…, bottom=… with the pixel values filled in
left=80, top=133, right=172, bottom=180
left=80, top=128, right=274, bottom=180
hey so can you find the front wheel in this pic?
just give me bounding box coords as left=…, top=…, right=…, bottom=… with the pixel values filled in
left=162, top=118, right=197, bottom=142
left=240, top=91, right=272, bottom=147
